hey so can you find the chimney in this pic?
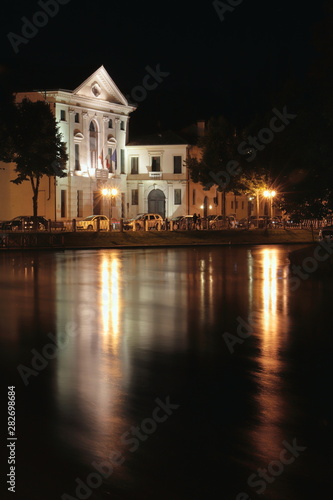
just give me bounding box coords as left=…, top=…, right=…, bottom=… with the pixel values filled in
left=197, top=120, right=206, bottom=137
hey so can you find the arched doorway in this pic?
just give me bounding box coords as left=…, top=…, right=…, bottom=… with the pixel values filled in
left=148, top=189, right=165, bottom=218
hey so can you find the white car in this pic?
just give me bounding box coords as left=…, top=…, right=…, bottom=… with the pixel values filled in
left=124, top=213, right=164, bottom=230
left=77, top=215, right=109, bottom=231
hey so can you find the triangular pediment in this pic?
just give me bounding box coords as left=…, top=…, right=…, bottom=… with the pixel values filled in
left=73, top=66, right=128, bottom=106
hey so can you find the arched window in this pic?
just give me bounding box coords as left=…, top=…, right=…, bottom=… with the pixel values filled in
left=89, top=121, right=98, bottom=169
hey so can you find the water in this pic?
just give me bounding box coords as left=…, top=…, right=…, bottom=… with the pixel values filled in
left=1, top=245, right=333, bottom=500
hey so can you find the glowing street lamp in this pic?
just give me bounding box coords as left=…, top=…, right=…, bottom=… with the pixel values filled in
left=263, top=190, right=276, bottom=218
left=102, top=187, right=118, bottom=220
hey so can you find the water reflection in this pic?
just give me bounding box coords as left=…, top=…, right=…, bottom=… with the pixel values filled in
left=250, top=247, right=291, bottom=464
left=0, top=246, right=332, bottom=499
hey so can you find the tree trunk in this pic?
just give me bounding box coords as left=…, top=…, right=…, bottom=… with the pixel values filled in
left=31, top=176, right=40, bottom=230
left=256, top=192, right=260, bottom=228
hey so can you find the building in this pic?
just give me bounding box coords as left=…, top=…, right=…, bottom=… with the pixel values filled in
left=126, top=131, right=189, bottom=219
left=1, top=66, right=136, bottom=221
left=0, top=67, right=277, bottom=224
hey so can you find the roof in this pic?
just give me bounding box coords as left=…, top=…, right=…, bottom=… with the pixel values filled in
left=127, top=130, right=188, bottom=146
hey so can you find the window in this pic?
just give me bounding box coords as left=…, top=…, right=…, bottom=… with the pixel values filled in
left=120, top=121, right=125, bottom=130
left=173, top=156, right=182, bottom=174
left=130, top=157, right=139, bottom=174
left=61, top=190, right=67, bottom=218
left=242, top=201, right=244, bottom=210
left=77, top=190, right=83, bottom=217
left=231, top=201, right=234, bottom=210
left=131, top=189, right=138, bottom=205
left=60, top=110, right=66, bottom=121
left=75, top=144, right=80, bottom=171
left=192, top=189, right=196, bottom=206
left=235, top=201, right=238, bottom=210
left=108, top=119, right=113, bottom=128
left=75, top=113, right=80, bottom=123
left=151, top=156, right=160, bottom=172
left=89, top=121, right=97, bottom=169
left=120, top=149, right=125, bottom=174
left=174, top=189, right=181, bottom=205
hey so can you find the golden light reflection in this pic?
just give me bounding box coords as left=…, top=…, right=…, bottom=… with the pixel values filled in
left=251, top=247, right=291, bottom=460
left=262, top=248, right=278, bottom=342
left=100, top=254, right=121, bottom=349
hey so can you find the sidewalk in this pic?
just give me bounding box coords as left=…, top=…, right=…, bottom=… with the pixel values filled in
left=0, top=228, right=316, bottom=250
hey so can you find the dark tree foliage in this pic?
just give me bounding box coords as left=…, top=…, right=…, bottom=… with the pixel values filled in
left=186, top=116, right=244, bottom=193
left=0, top=97, right=68, bottom=221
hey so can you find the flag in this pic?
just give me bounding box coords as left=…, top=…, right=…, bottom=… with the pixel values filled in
left=111, top=149, right=117, bottom=170
left=98, top=150, right=104, bottom=167
left=106, top=155, right=111, bottom=171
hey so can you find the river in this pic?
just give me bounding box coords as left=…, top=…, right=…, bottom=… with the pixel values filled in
left=0, top=245, right=332, bottom=500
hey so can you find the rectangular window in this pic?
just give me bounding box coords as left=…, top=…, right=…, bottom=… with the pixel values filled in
left=75, top=144, right=80, bottom=171
left=151, top=156, right=160, bottom=171
left=173, top=156, right=182, bottom=174
left=108, top=119, right=113, bottom=128
left=75, top=113, right=79, bottom=123
left=131, top=189, right=138, bottom=205
left=192, top=189, right=196, bottom=205
left=231, top=201, right=234, bottom=210
left=61, top=190, right=67, bottom=218
left=107, top=148, right=112, bottom=172
left=120, top=121, right=125, bottom=130
left=77, top=190, right=83, bottom=217
left=130, top=157, right=139, bottom=174
left=120, top=149, right=125, bottom=174
left=60, top=110, right=66, bottom=121
left=174, top=189, right=181, bottom=205
left=235, top=201, right=238, bottom=210
left=242, top=201, right=244, bottom=210
left=215, top=190, right=219, bottom=206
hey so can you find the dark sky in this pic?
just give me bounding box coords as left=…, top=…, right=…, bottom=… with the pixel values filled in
left=0, top=0, right=329, bottom=138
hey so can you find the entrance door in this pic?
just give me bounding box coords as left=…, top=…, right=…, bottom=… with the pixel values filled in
left=148, top=189, right=165, bottom=218
left=93, top=191, right=102, bottom=215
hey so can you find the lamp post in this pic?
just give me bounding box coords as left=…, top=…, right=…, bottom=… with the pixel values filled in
left=263, top=190, right=276, bottom=218
left=102, top=188, right=118, bottom=220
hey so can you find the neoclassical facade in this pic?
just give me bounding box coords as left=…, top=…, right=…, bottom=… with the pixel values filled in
left=2, top=66, right=135, bottom=221
left=0, top=66, right=262, bottom=223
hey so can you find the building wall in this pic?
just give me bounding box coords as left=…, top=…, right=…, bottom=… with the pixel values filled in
left=0, top=162, right=56, bottom=221
left=126, top=144, right=188, bottom=219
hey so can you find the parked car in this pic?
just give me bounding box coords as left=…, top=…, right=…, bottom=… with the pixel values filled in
left=319, top=225, right=333, bottom=241
left=209, top=215, right=237, bottom=229
left=123, top=213, right=164, bottom=230
left=171, top=215, right=196, bottom=230
left=270, top=216, right=283, bottom=227
left=76, top=215, right=109, bottom=231
left=0, top=216, right=48, bottom=231
left=237, top=218, right=249, bottom=228
left=249, top=215, right=270, bottom=228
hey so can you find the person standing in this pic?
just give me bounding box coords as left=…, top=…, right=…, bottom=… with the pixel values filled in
left=197, top=213, right=201, bottom=229
left=192, top=213, right=198, bottom=230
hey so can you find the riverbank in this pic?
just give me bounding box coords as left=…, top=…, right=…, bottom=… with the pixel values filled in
left=0, top=228, right=316, bottom=250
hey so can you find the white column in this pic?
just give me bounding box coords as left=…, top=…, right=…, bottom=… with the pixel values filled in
left=138, top=183, right=144, bottom=213
left=167, top=183, right=173, bottom=218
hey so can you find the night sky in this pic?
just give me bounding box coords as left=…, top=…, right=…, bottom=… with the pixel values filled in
left=0, top=0, right=329, bottom=138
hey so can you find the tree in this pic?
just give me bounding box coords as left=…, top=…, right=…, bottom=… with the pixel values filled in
left=186, top=115, right=275, bottom=217
left=0, top=97, right=68, bottom=223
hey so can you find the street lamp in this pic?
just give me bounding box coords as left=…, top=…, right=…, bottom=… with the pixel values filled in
left=263, top=190, right=276, bottom=218
left=101, top=188, right=118, bottom=220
